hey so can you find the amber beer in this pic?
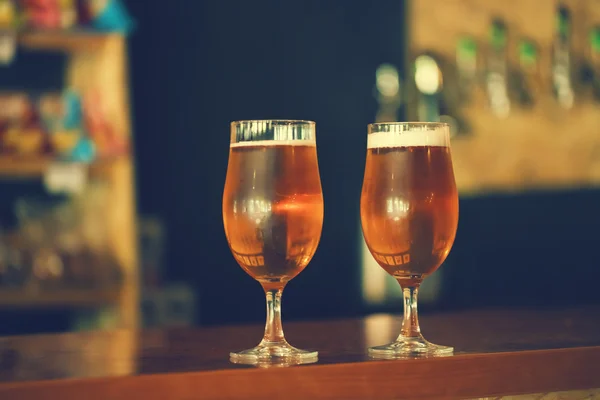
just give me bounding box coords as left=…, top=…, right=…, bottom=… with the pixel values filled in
left=223, top=140, right=323, bottom=286
left=361, top=130, right=458, bottom=285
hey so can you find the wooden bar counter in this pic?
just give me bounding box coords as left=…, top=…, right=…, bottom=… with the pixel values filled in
left=0, top=307, right=598, bottom=399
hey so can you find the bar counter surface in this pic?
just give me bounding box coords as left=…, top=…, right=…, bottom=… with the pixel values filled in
left=0, top=307, right=598, bottom=399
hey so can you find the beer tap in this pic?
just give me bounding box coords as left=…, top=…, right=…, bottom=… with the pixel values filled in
left=552, top=5, right=575, bottom=109
left=579, top=26, right=600, bottom=103
left=413, top=52, right=471, bottom=138
left=456, top=36, right=478, bottom=105
left=449, top=37, right=478, bottom=137
left=515, top=40, right=541, bottom=108
left=373, top=63, right=403, bottom=123
left=485, top=19, right=511, bottom=118
left=414, top=53, right=443, bottom=122
left=589, top=27, right=600, bottom=102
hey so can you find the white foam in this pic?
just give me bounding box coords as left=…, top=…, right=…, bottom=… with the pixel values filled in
left=230, top=139, right=316, bottom=148
left=367, top=127, right=449, bottom=149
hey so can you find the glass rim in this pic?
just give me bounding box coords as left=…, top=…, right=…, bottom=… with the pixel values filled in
left=368, top=121, right=449, bottom=129
left=231, top=119, right=316, bottom=126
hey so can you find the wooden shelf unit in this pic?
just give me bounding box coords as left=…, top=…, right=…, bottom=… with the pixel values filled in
left=19, top=31, right=119, bottom=53
left=0, top=32, right=139, bottom=329
left=0, top=288, right=121, bottom=309
left=0, top=156, right=129, bottom=179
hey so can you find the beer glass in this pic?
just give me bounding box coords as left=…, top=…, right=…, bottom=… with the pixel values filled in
left=223, top=120, right=323, bottom=365
left=360, top=122, right=458, bottom=357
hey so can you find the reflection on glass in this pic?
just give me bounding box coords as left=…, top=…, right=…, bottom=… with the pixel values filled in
left=386, top=197, right=410, bottom=221
left=486, top=19, right=511, bottom=118
left=376, top=64, right=400, bottom=98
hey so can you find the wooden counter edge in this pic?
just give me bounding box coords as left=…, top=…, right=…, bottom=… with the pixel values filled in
left=0, top=346, right=599, bottom=399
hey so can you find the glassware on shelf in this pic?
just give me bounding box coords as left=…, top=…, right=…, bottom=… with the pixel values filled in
left=0, top=227, right=29, bottom=288
left=15, top=198, right=64, bottom=291
left=5, top=183, right=123, bottom=293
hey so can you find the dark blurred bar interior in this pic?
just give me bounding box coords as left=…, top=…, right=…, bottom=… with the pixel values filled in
left=0, top=0, right=597, bottom=336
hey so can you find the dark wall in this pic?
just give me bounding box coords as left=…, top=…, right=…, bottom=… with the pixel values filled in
left=442, top=189, right=600, bottom=310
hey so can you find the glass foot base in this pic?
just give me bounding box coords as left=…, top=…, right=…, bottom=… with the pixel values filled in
left=230, top=340, right=318, bottom=367
left=369, top=336, right=453, bottom=359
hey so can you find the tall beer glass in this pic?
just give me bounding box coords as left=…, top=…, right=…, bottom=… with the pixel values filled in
left=223, top=120, right=323, bottom=365
left=361, top=122, right=458, bottom=357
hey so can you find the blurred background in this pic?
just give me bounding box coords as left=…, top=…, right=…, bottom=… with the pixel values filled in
left=0, top=0, right=598, bottom=336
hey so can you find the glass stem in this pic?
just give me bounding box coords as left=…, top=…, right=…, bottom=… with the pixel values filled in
left=399, top=285, right=423, bottom=339
left=262, top=288, right=286, bottom=344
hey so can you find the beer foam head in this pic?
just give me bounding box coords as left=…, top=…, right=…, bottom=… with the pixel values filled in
left=367, top=123, right=449, bottom=149
left=230, top=139, right=316, bottom=148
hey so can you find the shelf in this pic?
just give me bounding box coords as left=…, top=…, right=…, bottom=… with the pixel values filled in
left=0, top=288, right=121, bottom=309
left=0, top=156, right=129, bottom=179
left=5, top=25, right=138, bottom=329
left=18, top=31, right=122, bottom=53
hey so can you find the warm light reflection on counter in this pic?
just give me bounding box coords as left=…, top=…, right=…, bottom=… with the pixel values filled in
left=0, top=330, right=138, bottom=381
left=364, top=314, right=396, bottom=347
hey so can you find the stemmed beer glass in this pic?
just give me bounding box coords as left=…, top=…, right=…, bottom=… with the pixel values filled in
left=222, top=120, right=323, bottom=365
left=360, top=122, right=459, bottom=357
